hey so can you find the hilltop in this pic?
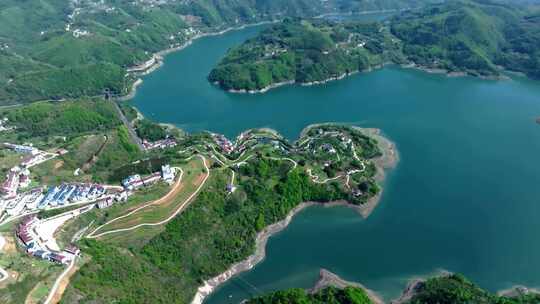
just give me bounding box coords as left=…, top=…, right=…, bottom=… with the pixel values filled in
left=208, top=18, right=404, bottom=92
left=209, top=0, right=540, bottom=93
left=246, top=272, right=540, bottom=304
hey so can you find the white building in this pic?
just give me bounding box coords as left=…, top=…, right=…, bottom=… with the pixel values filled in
left=161, top=165, right=175, bottom=183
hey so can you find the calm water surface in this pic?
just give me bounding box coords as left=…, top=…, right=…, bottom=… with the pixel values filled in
left=132, top=25, right=540, bottom=303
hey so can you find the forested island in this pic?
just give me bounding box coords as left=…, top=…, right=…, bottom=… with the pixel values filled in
left=209, top=0, right=540, bottom=93
left=246, top=271, right=540, bottom=304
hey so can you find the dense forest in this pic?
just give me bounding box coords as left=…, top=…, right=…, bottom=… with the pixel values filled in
left=390, top=0, right=540, bottom=78
left=1, top=99, right=121, bottom=139
left=210, top=0, right=540, bottom=92
left=63, top=159, right=348, bottom=303
left=135, top=119, right=168, bottom=141
left=243, top=274, right=540, bottom=304
left=209, top=18, right=402, bottom=91
left=246, top=286, right=373, bottom=304
left=406, top=274, right=540, bottom=304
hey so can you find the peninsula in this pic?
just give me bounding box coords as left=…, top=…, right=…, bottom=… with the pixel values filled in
left=208, top=18, right=402, bottom=93
left=0, top=99, right=396, bottom=303
left=209, top=0, right=540, bottom=93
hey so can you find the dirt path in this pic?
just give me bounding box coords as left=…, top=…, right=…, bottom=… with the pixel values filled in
left=87, top=155, right=210, bottom=238
left=87, top=166, right=186, bottom=238
left=43, top=258, right=77, bottom=304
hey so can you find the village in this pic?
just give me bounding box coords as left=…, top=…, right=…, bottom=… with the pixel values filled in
left=0, top=119, right=382, bottom=304
left=0, top=126, right=179, bottom=267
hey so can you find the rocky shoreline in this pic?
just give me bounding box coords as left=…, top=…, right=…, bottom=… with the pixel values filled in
left=224, top=70, right=363, bottom=94
left=226, top=80, right=295, bottom=94
left=401, top=62, right=509, bottom=80
left=191, top=202, right=317, bottom=304
left=310, top=269, right=384, bottom=304
left=191, top=127, right=397, bottom=303
left=219, top=58, right=516, bottom=95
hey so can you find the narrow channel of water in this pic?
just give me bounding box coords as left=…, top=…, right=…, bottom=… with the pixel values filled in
left=131, top=24, right=540, bottom=303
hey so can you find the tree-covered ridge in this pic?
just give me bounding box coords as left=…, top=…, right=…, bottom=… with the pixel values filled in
left=244, top=273, right=540, bottom=304
left=405, top=274, right=540, bottom=304
left=209, top=18, right=402, bottom=91
left=246, top=286, right=373, bottom=304
left=59, top=124, right=391, bottom=303
left=209, top=0, right=540, bottom=92
left=0, top=0, right=431, bottom=105
left=3, top=99, right=121, bottom=139
left=390, top=0, right=540, bottom=78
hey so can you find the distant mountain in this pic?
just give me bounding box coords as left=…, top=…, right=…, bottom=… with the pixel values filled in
left=391, top=0, right=540, bottom=78
left=0, top=0, right=435, bottom=105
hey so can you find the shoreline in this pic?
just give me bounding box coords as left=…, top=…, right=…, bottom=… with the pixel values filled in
left=309, top=269, right=384, bottom=304
left=221, top=63, right=398, bottom=95
left=223, top=70, right=364, bottom=94
left=217, top=56, right=521, bottom=95
left=118, top=20, right=278, bottom=102
left=400, top=62, right=510, bottom=81
left=191, top=127, right=397, bottom=303
left=191, top=201, right=317, bottom=304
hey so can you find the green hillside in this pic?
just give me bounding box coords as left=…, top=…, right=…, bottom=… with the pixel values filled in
left=391, top=0, right=540, bottom=78
left=244, top=274, right=540, bottom=304
left=209, top=0, right=540, bottom=92
left=0, top=0, right=432, bottom=105
left=208, top=18, right=403, bottom=91
left=246, top=286, right=372, bottom=304
left=405, top=274, right=540, bottom=304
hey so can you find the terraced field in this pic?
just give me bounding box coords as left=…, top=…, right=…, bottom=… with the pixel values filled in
left=87, top=156, right=209, bottom=241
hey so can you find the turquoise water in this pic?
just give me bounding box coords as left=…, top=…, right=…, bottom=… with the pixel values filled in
left=132, top=25, right=540, bottom=303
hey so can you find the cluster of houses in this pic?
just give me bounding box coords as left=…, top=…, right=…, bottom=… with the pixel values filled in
left=1, top=166, right=31, bottom=198
left=2, top=188, right=43, bottom=216
left=3, top=142, right=38, bottom=155
left=95, top=190, right=128, bottom=209
left=39, top=183, right=106, bottom=209
left=0, top=183, right=109, bottom=218
left=212, top=134, right=234, bottom=154
left=16, top=215, right=80, bottom=265
left=1, top=143, right=59, bottom=200
left=122, top=164, right=176, bottom=191
left=142, top=137, right=177, bottom=151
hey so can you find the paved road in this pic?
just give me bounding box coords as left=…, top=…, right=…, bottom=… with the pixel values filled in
left=44, top=257, right=76, bottom=304
left=110, top=100, right=144, bottom=151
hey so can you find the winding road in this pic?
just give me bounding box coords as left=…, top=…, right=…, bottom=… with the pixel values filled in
left=87, top=155, right=209, bottom=239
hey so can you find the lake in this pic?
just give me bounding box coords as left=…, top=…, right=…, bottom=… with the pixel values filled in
left=131, top=24, right=540, bottom=303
